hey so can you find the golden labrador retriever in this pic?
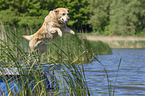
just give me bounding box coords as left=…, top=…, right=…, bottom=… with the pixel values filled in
left=23, top=8, right=75, bottom=55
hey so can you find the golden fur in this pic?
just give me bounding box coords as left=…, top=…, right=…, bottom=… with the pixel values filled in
left=23, top=8, right=75, bottom=55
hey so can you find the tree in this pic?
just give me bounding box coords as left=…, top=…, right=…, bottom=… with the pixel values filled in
left=109, top=0, right=145, bottom=35
left=90, top=0, right=145, bottom=36
left=89, top=0, right=111, bottom=33
left=0, top=0, right=90, bottom=32
left=110, top=0, right=141, bottom=35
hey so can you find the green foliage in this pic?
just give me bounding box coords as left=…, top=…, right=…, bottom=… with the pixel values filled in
left=1, top=0, right=144, bottom=35
left=0, top=9, right=19, bottom=25
left=89, top=0, right=111, bottom=33
left=0, top=0, right=90, bottom=31
left=88, top=40, right=112, bottom=55
left=110, top=0, right=145, bottom=35
left=90, top=0, right=145, bottom=36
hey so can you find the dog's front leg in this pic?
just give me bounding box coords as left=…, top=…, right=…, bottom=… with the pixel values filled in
left=62, top=27, right=75, bottom=35
left=51, top=28, right=62, bottom=37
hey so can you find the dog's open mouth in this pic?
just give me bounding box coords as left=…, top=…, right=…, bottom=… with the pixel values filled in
left=65, top=20, right=69, bottom=23
left=61, top=18, right=69, bottom=24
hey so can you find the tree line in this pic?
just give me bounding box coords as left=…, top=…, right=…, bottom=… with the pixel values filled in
left=0, top=0, right=145, bottom=36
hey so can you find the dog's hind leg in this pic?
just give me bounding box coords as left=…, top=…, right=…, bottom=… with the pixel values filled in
left=29, top=37, right=44, bottom=54
left=29, top=39, right=37, bottom=53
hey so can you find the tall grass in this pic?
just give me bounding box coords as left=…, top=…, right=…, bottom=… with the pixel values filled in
left=0, top=24, right=97, bottom=64
left=88, top=40, right=112, bottom=55
left=0, top=23, right=92, bottom=95
left=0, top=23, right=116, bottom=96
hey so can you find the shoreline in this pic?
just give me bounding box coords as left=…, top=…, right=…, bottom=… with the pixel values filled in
left=86, top=36, right=145, bottom=41
left=83, top=35, right=145, bottom=48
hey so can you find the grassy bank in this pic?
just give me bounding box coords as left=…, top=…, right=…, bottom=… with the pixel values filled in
left=0, top=26, right=112, bottom=64
left=81, top=33, right=145, bottom=48
left=0, top=24, right=113, bottom=95
left=0, top=26, right=91, bottom=95
left=88, top=40, right=112, bottom=55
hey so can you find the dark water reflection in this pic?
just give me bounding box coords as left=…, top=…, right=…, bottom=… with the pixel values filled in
left=84, top=49, right=145, bottom=96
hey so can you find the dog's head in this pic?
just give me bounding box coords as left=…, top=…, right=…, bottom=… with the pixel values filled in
left=53, top=8, right=70, bottom=24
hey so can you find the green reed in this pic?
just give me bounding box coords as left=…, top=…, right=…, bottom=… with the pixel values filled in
left=0, top=23, right=116, bottom=96
left=0, top=24, right=91, bottom=95
left=92, top=55, right=121, bottom=96
left=88, top=40, right=113, bottom=55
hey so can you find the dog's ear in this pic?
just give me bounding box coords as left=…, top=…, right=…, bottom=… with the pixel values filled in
left=66, top=8, right=69, bottom=11
left=53, top=9, right=59, bottom=14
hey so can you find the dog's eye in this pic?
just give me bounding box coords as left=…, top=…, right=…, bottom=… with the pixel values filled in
left=62, top=13, right=66, bottom=16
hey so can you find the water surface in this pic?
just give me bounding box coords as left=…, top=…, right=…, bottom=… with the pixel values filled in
left=84, top=49, right=145, bottom=96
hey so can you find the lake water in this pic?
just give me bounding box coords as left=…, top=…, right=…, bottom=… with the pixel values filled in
left=84, top=49, right=145, bottom=96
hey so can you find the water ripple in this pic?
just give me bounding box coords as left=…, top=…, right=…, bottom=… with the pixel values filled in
left=84, top=49, right=145, bottom=96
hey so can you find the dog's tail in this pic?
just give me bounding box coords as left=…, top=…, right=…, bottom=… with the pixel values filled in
left=23, top=35, right=33, bottom=41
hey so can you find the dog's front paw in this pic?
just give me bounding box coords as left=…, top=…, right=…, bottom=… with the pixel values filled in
left=58, top=30, right=62, bottom=37
left=70, top=30, right=75, bottom=35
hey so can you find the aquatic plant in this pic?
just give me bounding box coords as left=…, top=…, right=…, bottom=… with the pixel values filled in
left=88, top=40, right=112, bottom=55
left=0, top=23, right=92, bottom=95
left=92, top=55, right=121, bottom=96
left=0, top=23, right=114, bottom=95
